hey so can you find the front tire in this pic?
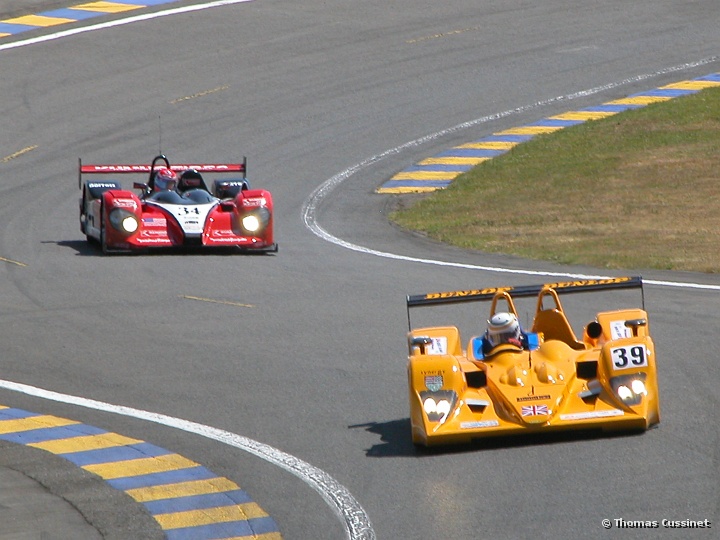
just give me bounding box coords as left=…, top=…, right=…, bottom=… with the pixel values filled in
left=100, top=206, right=109, bottom=254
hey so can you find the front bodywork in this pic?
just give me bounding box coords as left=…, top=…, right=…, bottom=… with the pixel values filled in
left=79, top=155, right=276, bottom=254
left=406, top=277, right=660, bottom=447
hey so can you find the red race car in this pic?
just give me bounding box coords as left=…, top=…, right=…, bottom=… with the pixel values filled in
left=79, top=155, right=276, bottom=254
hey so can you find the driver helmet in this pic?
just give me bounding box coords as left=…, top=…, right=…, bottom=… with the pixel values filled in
left=487, top=312, right=522, bottom=346
left=154, top=168, right=177, bottom=191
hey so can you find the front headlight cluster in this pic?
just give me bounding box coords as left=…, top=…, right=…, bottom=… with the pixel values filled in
left=240, top=207, right=270, bottom=234
left=419, top=389, right=457, bottom=423
left=610, top=373, right=648, bottom=406
left=108, top=209, right=139, bottom=234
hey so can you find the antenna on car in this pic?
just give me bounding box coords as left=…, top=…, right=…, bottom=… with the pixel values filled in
left=158, top=115, right=162, bottom=154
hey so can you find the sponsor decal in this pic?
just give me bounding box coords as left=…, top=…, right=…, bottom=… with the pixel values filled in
left=88, top=182, right=117, bottom=188
left=424, top=375, right=443, bottom=392
left=460, top=420, right=499, bottom=429
left=112, top=199, right=137, bottom=210
left=136, top=237, right=172, bottom=245
left=87, top=165, right=150, bottom=172
left=83, top=164, right=243, bottom=173
left=418, top=277, right=636, bottom=303
left=219, top=181, right=245, bottom=187
left=242, top=197, right=266, bottom=207
left=142, top=217, right=167, bottom=225
left=425, top=287, right=512, bottom=300
left=140, top=230, right=167, bottom=237
left=424, top=337, right=447, bottom=355
left=610, top=320, right=632, bottom=340
left=521, top=405, right=549, bottom=416
left=517, top=395, right=551, bottom=402
left=560, top=410, right=624, bottom=421
left=541, top=277, right=632, bottom=290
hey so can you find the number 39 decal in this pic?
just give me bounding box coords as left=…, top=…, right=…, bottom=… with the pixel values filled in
left=610, top=345, right=648, bottom=370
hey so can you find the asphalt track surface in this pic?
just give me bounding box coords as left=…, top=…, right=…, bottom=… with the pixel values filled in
left=1, top=1, right=720, bottom=539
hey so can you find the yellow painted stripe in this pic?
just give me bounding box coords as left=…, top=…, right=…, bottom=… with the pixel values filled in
left=72, top=1, right=144, bottom=13
left=3, top=15, right=75, bottom=27
left=607, top=96, right=673, bottom=105
left=29, top=432, right=142, bottom=454
left=455, top=141, right=518, bottom=150
left=376, top=186, right=443, bottom=194
left=155, top=502, right=268, bottom=530
left=391, top=171, right=460, bottom=180
left=0, top=33, right=9, bottom=38
left=495, top=126, right=563, bottom=135
left=550, top=111, right=617, bottom=121
left=0, top=415, right=79, bottom=434
left=126, top=477, right=241, bottom=503
left=83, top=454, right=199, bottom=480
left=418, top=157, right=489, bottom=166
left=660, top=81, right=720, bottom=90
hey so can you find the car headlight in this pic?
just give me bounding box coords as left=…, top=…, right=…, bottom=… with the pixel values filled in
left=610, top=373, right=648, bottom=406
left=631, top=379, right=647, bottom=396
left=108, top=209, right=139, bottom=234
left=240, top=207, right=270, bottom=234
left=419, top=389, right=457, bottom=424
left=617, top=385, right=634, bottom=401
left=242, top=215, right=261, bottom=232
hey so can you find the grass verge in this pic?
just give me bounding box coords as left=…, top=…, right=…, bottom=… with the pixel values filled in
left=389, top=87, right=720, bottom=272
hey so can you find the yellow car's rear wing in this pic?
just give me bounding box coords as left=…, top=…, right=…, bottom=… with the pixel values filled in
left=406, top=276, right=644, bottom=330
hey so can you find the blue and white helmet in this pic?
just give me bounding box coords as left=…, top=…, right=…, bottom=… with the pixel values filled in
left=487, top=312, right=521, bottom=346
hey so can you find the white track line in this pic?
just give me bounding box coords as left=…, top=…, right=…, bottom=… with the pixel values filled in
left=302, top=57, right=720, bottom=292
left=0, top=0, right=254, bottom=52
left=1, top=4, right=375, bottom=539
left=0, top=379, right=375, bottom=540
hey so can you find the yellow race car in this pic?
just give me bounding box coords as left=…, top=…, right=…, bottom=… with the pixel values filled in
left=406, top=276, right=660, bottom=447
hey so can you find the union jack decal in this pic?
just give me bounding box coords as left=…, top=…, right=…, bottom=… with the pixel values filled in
left=521, top=404, right=549, bottom=416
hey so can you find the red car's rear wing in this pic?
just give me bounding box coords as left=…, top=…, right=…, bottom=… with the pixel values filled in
left=78, top=156, right=247, bottom=188
left=406, top=276, right=644, bottom=328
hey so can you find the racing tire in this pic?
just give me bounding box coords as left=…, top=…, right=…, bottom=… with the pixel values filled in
left=100, top=206, right=109, bottom=255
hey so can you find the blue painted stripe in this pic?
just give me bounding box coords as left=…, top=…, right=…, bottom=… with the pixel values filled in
left=697, top=74, right=720, bottom=82
left=533, top=118, right=584, bottom=127
left=42, top=8, right=107, bottom=21
left=164, top=520, right=253, bottom=539
left=164, top=516, right=278, bottom=540
left=584, top=104, right=642, bottom=113
left=405, top=164, right=473, bottom=172
left=636, top=88, right=697, bottom=97
left=106, top=465, right=218, bottom=491
left=0, top=407, right=42, bottom=420
left=0, top=424, right=107, bottom=444
left=436, top=148, right=505, bottom=158
left=60, top=442, right=172, bottom=466
left=143, top=489, right=252, bottom=515
left=0, top=23, right=38, bottom=34
left=482, top=134, right=535, bottom=143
